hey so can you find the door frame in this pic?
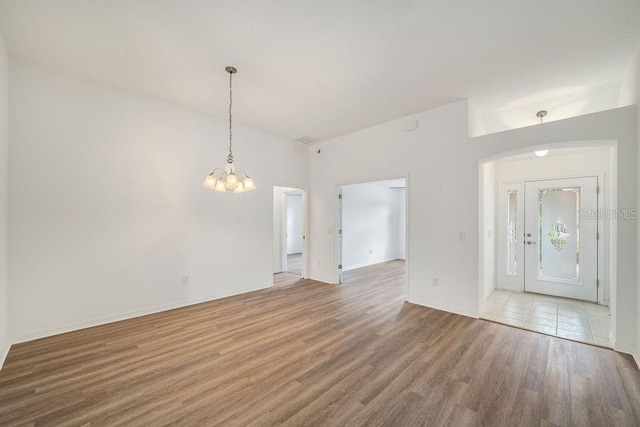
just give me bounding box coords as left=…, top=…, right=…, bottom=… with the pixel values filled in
left=496, top=173, right=605, bottom=304
left=272, top=185, right=308, bottom=279
left=523, top=175, right=603, bottom=303
left=282, top=189, right=305, bottom=275
left=334, top=175, right=410, bottom=300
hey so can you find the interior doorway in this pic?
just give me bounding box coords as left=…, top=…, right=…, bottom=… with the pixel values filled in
left=335, top=178, right=407, bottom=288
left=285, top=191, right=303, bottom=275
left=273, top=186, right=306, bottom=280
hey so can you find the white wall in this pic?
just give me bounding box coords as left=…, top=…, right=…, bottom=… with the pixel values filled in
left=0, top=30, right=8, bottom=366
left=495, top=149, right=612, bottom=182
left=492, top=148, right=613, bottom=303
left=341, top=182, right=401, bottom=271
left=637, top=76, right=640, bottom=369
left=622, top=42, right=640, bottom=365
left=286, top=194, right=303, bottom=254
left=636, top=53, right=640, bottom=368
left=308, top=100, right=638, bottom=354
left=482, top=162, right=496, bottom=299
left=309, top=102, right=478, bottom=316
left=474, top=82, right=626, bottom=136
left=8, top=61, right=308, bottom=342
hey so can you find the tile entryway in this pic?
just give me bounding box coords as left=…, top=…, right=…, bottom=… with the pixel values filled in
left=481, top=289, right=611, bottom=347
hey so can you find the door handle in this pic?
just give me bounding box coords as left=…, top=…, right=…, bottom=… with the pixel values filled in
left=526, top=241, right=537, bottom=245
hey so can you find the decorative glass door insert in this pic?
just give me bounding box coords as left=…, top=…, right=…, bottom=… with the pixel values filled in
left=538, top=187, right=580, bottom=283
left=524, top=177, right=598, bottom=301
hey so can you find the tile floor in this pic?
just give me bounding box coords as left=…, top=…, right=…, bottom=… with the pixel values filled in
left=481, top=289, right=612, bottom=347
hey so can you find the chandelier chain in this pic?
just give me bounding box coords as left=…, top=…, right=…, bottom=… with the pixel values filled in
left=228, top=69, right=233, bottom=163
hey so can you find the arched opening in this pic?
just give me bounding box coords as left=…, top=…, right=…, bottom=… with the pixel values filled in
left=478, top=140, right=617, bottom=347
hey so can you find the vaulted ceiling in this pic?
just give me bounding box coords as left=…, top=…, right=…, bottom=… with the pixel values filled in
left=0, top=0, right=639, bottom=141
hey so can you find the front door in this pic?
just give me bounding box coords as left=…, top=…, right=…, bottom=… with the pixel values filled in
left=523, top=177, right=598, bottom=301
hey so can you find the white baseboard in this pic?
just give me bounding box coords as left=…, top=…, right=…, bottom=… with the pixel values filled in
left=308, top=275, right=334, bottom=285
left=408, top=297, right=480, bottom=319
left=614, top=342, right=640, bottom=369
left=9, top=284, right=270, bottom=345
left=0, top=342, right=9, bottom=371
left=343, top=257, right=399, bottom=272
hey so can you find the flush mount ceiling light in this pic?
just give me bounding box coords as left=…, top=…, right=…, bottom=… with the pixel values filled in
left=536, top=110, right=547, bottom=123
left=535, top=149, right=549, bottom=157
left=202, top=66, right=256, bottom=193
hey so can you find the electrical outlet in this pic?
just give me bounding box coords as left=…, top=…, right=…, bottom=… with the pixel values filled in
left=317, top=259, right=321, bottom=266
left=458, top=232, right=466, bottom=241
left=182, top=276, right=189, bottom=285
left=368, top=249, right=373, bottom=255
left=432, top=278, right=439, bottom=287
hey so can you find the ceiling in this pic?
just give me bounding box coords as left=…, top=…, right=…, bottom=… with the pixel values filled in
left=0, top=1, right=639, bottom=142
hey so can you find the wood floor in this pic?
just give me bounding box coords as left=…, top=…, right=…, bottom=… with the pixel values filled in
left=286, top=252, right=302, bottom=275
left=1, top=260, right=639, bottom=426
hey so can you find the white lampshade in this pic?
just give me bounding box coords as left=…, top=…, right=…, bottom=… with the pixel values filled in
left=233, top=181, right=245, bottom=193
left=202, top=174, right=217, bottom=189
left=243, top=177, right=255, bottom=191
left=225, top=173, right=238, bottom=189
left=214, top=180, right=226, bottom=192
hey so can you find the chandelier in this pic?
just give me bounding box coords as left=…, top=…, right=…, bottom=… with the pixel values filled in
left=202, top=66, right=256, bottom=193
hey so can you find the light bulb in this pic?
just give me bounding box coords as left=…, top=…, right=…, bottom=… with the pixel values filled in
left=535, top=150, right=549, bottom=157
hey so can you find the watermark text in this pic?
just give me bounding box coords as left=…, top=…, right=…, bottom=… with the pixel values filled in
left=579, top=208, right=638, bottom=220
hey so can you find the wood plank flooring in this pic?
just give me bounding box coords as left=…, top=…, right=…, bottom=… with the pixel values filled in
left=1, top=260, right=639, bottom=426
left=286, top=253, right=302, bottom=275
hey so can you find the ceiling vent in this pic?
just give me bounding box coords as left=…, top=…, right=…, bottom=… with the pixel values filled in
left=295, top=136, right=319, bottom=144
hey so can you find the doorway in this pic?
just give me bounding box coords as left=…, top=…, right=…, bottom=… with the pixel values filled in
left=273, top=186, right=306, bottom=281
left=285, top=191, right=303, bottom=275
left=479, top=144, right=615, bottom=347
left=335, top=178, right=407, bottom=287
